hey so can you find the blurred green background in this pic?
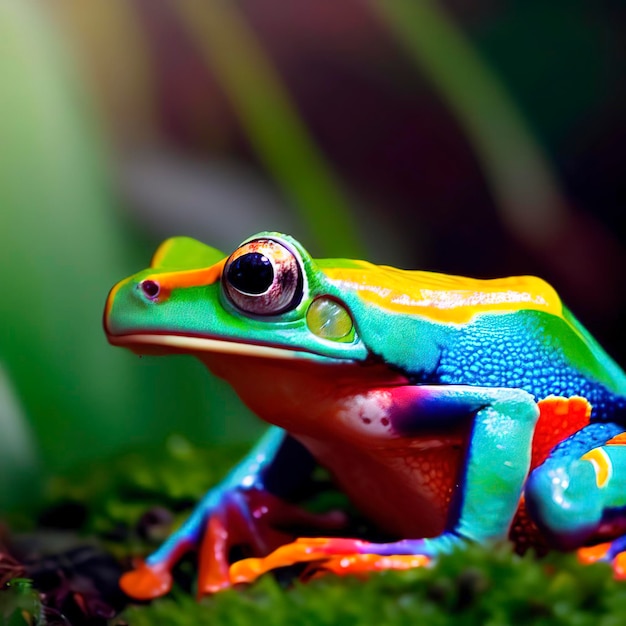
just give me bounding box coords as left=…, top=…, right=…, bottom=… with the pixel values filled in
left=1, top=0, right=625, bottom=508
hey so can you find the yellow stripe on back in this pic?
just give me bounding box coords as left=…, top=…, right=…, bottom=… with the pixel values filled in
left=321, top=261, right=563, bottom=324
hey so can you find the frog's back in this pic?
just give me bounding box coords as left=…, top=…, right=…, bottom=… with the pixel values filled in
left=321, top=260, right=626, bottom=424
left=435, top=307, right=626, bottom=424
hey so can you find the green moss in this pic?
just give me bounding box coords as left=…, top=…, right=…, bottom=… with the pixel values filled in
left=30, top=436, right=248, bottom=560
left=120, top=545, right=626, bottom=626
left=16, top=439, right=626, bottom=625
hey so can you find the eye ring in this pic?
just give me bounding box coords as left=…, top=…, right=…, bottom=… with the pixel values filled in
left=223, top=239, right=303, bottom=316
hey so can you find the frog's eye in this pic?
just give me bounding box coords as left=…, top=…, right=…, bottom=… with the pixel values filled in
left=223, top=239, right=303, bottom=315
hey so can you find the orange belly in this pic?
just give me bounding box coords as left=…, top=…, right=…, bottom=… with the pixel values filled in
left=299, top=429, right=468, bottom=539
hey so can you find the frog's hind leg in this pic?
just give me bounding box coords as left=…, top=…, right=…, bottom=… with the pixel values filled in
left=525, top=424, right=626, bottom=575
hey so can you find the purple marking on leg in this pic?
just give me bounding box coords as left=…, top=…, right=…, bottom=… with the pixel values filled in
left=608, top=534, right=626, bottom=560
left=356, top=539, right=430, bottom=557
left=387, top=386, right=484, bottom=436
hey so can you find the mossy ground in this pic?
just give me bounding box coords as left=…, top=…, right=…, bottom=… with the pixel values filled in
left=121, top=546, right=626, bottom=626
left=3, top=439, right=626, bottom=625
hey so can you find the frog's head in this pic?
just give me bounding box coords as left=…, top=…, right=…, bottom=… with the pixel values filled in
left=104, top=232, right=371, bottom=365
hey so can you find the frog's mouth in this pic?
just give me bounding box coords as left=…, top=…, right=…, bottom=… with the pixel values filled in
left=107, top=332, right=342, bottom=362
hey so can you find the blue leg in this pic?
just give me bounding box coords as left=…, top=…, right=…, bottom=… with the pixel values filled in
left=121, top=427, right=324, bottom=599
left=147, top=427, right=298, bottom=562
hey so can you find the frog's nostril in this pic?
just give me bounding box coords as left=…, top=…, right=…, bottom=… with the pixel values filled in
left=140, top=279, right=160, bottom=299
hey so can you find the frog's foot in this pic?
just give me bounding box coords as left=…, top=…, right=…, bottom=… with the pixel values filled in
left=526, top=424, right=626, bottom=552
left=120, top=488, right=346, bottom=599
left=578, top=536, right=626, bottom=579
left=120, top=558, right=179, bottom=601
left=230, top=537, right=432, bottom=585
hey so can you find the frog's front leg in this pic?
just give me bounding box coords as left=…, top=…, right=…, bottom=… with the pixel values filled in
left=231, top=385, right=540, bottom=583
left=120, top=427, right=344, bottom=599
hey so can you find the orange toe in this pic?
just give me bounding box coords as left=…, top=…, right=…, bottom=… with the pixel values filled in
left=120, top=561, right=173, bottom=600
left=230, top=540, right=330, bottom=584
left=577, top=542, right=611, bottom=565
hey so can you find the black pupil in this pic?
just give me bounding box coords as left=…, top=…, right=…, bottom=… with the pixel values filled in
left=227, top=253, right=274, bottom=294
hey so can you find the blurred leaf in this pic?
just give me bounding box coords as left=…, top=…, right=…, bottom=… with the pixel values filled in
left=120, top=152, right=302, bottom=247
left=172, top=0, right=365, bottom=258
left=0, top=0, right=145, bottom=476
left=0, top=364, right=40, bottom=507
left=0, top=1, right=284, bottom=489
left=475, top=2, right=609, bottom=145
left=370, top=0, right=567, bottom=248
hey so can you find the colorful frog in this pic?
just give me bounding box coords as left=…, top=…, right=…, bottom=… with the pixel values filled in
left=104, top=232, right=626, bottom=599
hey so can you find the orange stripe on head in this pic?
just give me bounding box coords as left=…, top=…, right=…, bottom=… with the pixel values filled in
left=143, top=258, right=227, bottom=301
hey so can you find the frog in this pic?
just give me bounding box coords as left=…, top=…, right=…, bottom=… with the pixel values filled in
left=104, top=232, right=626, bottom=599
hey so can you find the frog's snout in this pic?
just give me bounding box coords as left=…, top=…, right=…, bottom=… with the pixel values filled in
left=103, top=277, right=135, bottom=339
